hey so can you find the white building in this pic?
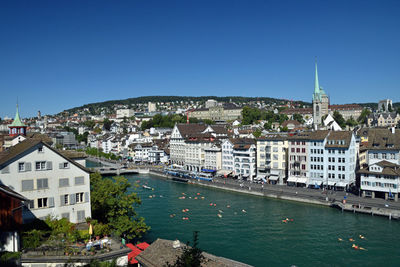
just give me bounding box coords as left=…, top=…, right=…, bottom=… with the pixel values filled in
left=204, top=144, right=222, bottom=171
left=221, top=139, right=235, bottom=173
left=148, top=102, right=157, bottom=112
left=0, top=139, right=91, bottom=223
left=116, top=109, right=134, bottom=119
left=359, top=161, right=400, bottom=201
left=232, top=139, right=256, bottom=181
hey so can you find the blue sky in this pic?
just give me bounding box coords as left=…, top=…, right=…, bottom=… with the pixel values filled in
left=1, top=0, right=399, bottom=118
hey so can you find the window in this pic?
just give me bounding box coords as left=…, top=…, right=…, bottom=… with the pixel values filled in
left=59, top=178, right=69, bottom=187
left=19, top=162, right=25, bottom=172
left=37, top=178, right=48, bottom=189
left=77, top=210, right=86, bottom=222
left=38, top=198, right=48, bottom=208
left=22, top=180, right=34, bottom=191
left=38, top=146, right=44, bottom=153
left=302, top=148, right=306, bottom=153
left=76, top=192, right=84, bottom=203
left=59, top=162, right=70, bottom=169
left=75, top=176, right=84, bottom=185
left=36, top=161, right=46, bottom=170
left=60, top=194, right=69, bottom=206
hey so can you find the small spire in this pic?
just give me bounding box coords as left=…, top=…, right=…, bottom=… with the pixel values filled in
left=313, top=58, right=320, bottom=100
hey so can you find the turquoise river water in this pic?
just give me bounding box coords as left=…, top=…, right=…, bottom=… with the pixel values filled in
left=120, top=172, right=399, bottom=266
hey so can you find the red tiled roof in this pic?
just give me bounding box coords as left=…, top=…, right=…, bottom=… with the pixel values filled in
left=136, top=242, right=150, bottom=250
left=127, top=245, right=142, bottom=264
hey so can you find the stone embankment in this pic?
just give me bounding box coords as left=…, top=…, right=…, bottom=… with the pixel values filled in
left=149, top=170, right=400, bottom=220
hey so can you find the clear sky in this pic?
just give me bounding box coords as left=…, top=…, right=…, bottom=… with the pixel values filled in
left=1, top=0, right=399, bottom=118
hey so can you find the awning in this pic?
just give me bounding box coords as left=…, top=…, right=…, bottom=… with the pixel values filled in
left=217, top=170, right=232, bottom=176
left=287, top=176, right=297, bottom=183
left=327, top=181, right=336, bottom=186
left=268, top=176, right=279, bottom=181
left=336, top=182, right=348, bottom=187
left=270, top=170, right=280, bottom=175
left=296, top=178, right=308, bottom=184
left=201, top=169, right=216, bottom=173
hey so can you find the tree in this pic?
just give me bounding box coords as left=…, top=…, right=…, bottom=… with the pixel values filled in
left=292, top=114, right=304, bottom=124
left=333, top=111, right=346, bottom=128
left=90, top=173, right=149, bottom=240
left=388, top=103, right=393, bottom=112
left=202, top=119, right=215, bottom=125
left=357, top=108, right=371, bottom=124
left=166, top=231, right=204, bottom=267
left=346, top=117, right=358, bottom=127
left=103, top=119, right=112, bottom=131
left=253, top=129, right=262, bottom=138
left=241, top=106, right=261, bottom=125
left=84, top=120, right=96, bottom=130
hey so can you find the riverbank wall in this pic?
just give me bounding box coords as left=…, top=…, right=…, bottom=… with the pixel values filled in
left=148, top=170, right=400, bottom=220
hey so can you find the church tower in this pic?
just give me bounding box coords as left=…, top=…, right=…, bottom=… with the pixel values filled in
left=8, top=104, right=27, bottom=137
left=312, top=61, right=329, bottom=127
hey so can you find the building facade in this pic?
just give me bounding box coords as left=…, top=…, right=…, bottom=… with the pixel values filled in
left=0, top=140, right=91, bottom=223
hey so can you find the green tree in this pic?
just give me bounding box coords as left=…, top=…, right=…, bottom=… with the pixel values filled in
left=333, top=111, right=346, bottom=128
left=103, top=119, right=112, bottom=131
left=357, top=108, right=371, bottom=124
left=253, top=129, right=262, bottom=138
left=388, top=103, right=393, bottom=112
left=346, top=117, right=358, bottom=127
left=90, top=173, right=149, bottom=240
left=202, top=119, right=215, bottom=125
left=241, top=106, right=261, bottom=125
left=84, top=120, right=96, bottom=130
left=292, top=114, right=304, bottom=124
left=165, top=231, right=204, bottom=267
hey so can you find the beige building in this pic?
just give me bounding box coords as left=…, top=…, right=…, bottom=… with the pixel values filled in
left=256, top=134, right=288, bottom=184
left=189, top=104, right=242, bottom=122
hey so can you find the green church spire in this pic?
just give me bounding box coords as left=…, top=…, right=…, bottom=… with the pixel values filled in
left=313, top=59, right=321, bottom=101
left=10, top=104, right=26, bottom=127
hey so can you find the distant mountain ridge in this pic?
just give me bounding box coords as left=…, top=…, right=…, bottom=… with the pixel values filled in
left=61, top=96, right=399, bottom=115
left=62, top=95, right=310, bottom=114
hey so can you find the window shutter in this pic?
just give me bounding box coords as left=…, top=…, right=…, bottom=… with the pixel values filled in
left=60, top=195, right=65, bottom=206
left=22, top=180, right=34, bottom=191
left=37, top=179, right=42, bottom=189
left=59, top=163, right=64, bottom=169
left=29, top=200, right=35, bottom=209
left=43, top=179, right=48, bottom=188
left=69, top=194, right=76, bottom=205
left=84, top=192, right=90, bottom=203
left=46, top=161, right=53, bottom=170
left=1, top=166, right=10, bottom=174
left=49, top=197, right=54, bottom=208
left=25, top=162, right=32, bottom=171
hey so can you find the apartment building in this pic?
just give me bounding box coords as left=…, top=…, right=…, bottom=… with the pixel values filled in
left=232, top=139, right=256, bottom=181
left=257, top=134, right=288, bottom=185
left=359, top=161, right=400, bottom=201
left=0, top=139, right=91, bottom=223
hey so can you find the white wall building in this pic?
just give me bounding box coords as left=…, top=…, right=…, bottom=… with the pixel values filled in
left=0, top=139, right=91, bottom=223
left=116, top=109, right=134, bottom=119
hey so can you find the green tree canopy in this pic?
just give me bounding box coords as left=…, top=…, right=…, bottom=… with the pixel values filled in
left=253, top=129, right=262, bottom=138
left=292, top=114, right=304, bottom=124
left=103, top=119, right=112, bottom=131
left=90, top=173, right=149, bottom=240
left=333, top=111, right=346, bottom=128
left=357, top=108, right=371, bottom=124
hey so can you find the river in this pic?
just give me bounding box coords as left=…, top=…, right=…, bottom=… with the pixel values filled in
left=118, top=172, right=400, bottom=266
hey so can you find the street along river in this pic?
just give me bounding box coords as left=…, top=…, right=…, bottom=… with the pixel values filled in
left=125, top=173, right=400, bottom=267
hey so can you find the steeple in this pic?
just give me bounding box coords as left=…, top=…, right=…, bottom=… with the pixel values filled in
left=9, top=104, right=27, bottom=136
left=313, top=59, right=320, bottom=101
left=10, top=104, right=26, bottom=127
